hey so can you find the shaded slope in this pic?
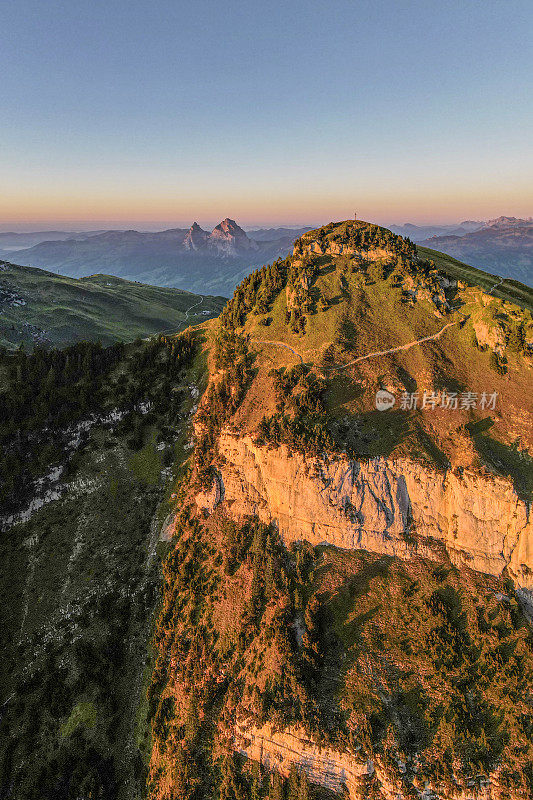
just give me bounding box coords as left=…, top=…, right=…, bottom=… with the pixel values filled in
left=0, top=260, right=226, bottom=349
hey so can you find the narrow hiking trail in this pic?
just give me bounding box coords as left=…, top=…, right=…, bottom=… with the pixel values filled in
left=333, top=320, right=458, bottom=371
left=249, top=275, right=508, bottom=372
left=337, top=275, right=507, bottom=370
left=251, top=338, right=304, bottom=363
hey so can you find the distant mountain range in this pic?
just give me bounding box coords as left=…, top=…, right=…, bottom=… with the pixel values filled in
left=418, top=217, right=533, bottom=285
left=2, top=216, right=532, bottom=292
left=388, top=219, right=484, bottom=241
left=0, top=259, right=225, bottom=349
left=387, top=217, right=533, bottom=285
left=0, top=219, right=312, bottom=296
left=0, top=229, right=107, bottom=251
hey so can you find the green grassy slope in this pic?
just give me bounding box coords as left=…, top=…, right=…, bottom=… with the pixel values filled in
left=0, top=261, right=226, bottom=349
left=418, top=245, right=533, bottom=312
left=207, top=219, right=533, bottom=491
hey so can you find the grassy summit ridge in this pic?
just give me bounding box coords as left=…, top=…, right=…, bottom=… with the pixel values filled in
left=200, top=219, right=533, bottom=489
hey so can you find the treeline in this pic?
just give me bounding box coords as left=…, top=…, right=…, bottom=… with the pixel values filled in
left=220, top=257, right=288, bottom=329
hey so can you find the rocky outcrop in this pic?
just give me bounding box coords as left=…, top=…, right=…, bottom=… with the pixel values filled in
left=235, top=722, right=374, bottom=797
left=295, top=240, right=391, bottom=261
left=235, top=722, right=500, bottom=800
left=472, top=319, right=506, bottom=354
left=195, top=472, right=224, bottom=514
left=211, top=432, right=533, bottom=589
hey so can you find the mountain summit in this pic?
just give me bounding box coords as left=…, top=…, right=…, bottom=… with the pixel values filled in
left=149, top=219, right=533, bottom=800
left=183, top=221, right=209, bottom=251
left=208, top=217, right=258, bottom=255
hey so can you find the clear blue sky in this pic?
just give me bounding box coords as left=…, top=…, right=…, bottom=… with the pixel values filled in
left=1, top=0, right=532, bottom=228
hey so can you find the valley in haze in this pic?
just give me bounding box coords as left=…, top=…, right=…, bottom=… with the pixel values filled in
left=0, top=220, right=313, bottom=297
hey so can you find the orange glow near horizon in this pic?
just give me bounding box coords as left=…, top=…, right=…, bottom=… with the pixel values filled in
left=1, top=183, right=532, bottom=228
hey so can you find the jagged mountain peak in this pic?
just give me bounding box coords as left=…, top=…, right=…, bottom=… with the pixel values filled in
left=208, top=217, right=258, bottom=253
left=216, top=216, right=239, bottom=230
left=183, top=221, right=209, bottom=251
left=211, top=217, right=248, bottom=237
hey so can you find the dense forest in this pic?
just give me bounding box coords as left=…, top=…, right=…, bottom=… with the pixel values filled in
left=0, top=331, right=200, bottom=800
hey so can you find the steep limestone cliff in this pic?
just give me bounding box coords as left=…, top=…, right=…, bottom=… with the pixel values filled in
left=235, top=723, right=502, bottom=800
left=200, top=431, right=533, bottom=590
left=235, top=722, right=374, bottom=797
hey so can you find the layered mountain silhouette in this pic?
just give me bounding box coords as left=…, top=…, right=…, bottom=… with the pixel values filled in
left=389, top=219, right=483, bottom=241
left=420, top=216, right=533, bottom=285
left=0, top=219, right=310, bottom=296
left=4, top=215, right=532, bottom=294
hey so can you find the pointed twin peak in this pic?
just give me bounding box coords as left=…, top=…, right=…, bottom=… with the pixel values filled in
left=183, top=218, right=258, bottom=255
left=183, top=221, right=209, bottom=251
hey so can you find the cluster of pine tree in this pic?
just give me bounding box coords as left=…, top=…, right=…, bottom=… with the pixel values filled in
left=284, top=254, right=320, bottom=335
left=220, top=258, right=289, bottom=329
left=258, top=365, right=333, bottom=455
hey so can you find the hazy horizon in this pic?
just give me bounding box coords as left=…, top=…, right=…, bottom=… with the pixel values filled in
left=0, top=214, right=525, bottom=236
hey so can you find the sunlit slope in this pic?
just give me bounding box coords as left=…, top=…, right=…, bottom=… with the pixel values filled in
left=0, top=260, right=226, bottom=349
left=208, top=219, right=533, bottom=490
left=418, top=245, right=533, bottom=313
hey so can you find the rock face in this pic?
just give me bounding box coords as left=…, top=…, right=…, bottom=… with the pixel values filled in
left=472, top=318, right=506, bottom=354
left=195, top=472, right=224, bottom=514
left=235, top=722, right=500, bottom=800
left=235, top=723, right=374, bottom=797
left=213, top=432, right=533, bottom=590
left=183, top=221, right=209, bottom=251
left=208, top=218, right=258, bottom=256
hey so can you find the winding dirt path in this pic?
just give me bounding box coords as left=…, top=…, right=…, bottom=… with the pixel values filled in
left=251, top=275, right=507, bottom=372
left=333, top=320, right=458, bottom=371
left=251, top=338, right=304, bottom=363
left=184, top=295, right=205, bottom=319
